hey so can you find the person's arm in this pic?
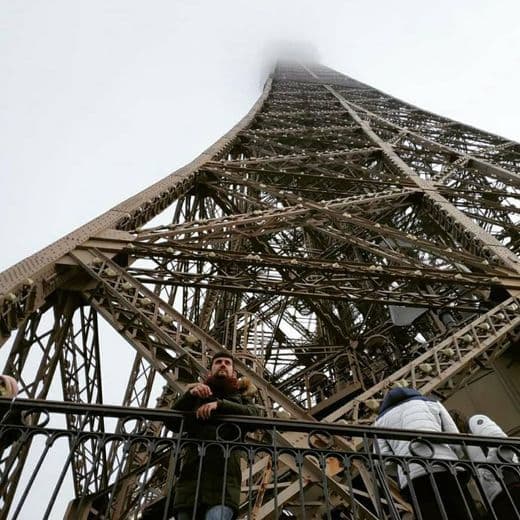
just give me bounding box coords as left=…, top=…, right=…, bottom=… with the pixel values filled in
left=217, top=396, right=260, bottom=416
left=172, top=391, right=198, bottom=411
left=172, top=383, right=213, bottom=411
left=438, top=404, right=460, bottom=434
left=373, top=436, right=398, bottom=477
left=438, top=404, right=465, bottom=458
left=471, top=415, right=515, bottom=463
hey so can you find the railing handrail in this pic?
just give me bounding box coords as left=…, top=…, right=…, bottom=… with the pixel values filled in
left=2, top=397, right=520, bottom=449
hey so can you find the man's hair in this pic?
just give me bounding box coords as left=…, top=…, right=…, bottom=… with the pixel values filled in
left=210, top=352, right=235, bottom=368
left=449, top=409, right=469, bottom=433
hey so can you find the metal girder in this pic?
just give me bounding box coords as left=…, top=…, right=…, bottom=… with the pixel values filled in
left=103, top=355, right=152, bottom=474
left=323, top=296, right=520, bottom=424
left=136, top=187, right=416, bottom=240
left=323, top=84, right=520, bottom=274
left=127, top=243, right=511, bottom=283
left=66, top=250, right=282, bottom=413
left=0, top=294, right=77, bottom=515
left=58, top=305, right=107, bottom=496
left=340, top=90, right=520, bottom=185
left=70, top=248, right=312, bottom=417
left=3, top=298, right=75, bottom=399
left=126, top=264, right=506, bottom=310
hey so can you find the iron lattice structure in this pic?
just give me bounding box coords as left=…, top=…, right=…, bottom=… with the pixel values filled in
left=0, top=62, right=519, bottom=517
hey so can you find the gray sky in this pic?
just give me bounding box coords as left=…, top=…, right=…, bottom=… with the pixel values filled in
left=1, top=1, right=520, bottom=273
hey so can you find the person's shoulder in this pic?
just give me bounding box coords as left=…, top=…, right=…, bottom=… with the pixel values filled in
left=399, top=396, right=436, bottom=419
left=425, top=399, right=443, bottom=409
left=469, top=414, right=506, bottom=437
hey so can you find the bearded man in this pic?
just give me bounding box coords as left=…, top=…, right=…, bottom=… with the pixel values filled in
left=171, top=352, right=259, bottom=520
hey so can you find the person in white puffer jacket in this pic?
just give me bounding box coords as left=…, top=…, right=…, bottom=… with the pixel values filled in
left=467, top=414, right=520, bottom=518
left=374, top=387, right=476, bottom=520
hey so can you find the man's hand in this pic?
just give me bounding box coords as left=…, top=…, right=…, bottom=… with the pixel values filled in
left=196, top=401, right=218, bottom=420
left=189, top=383, right=212, bottom=398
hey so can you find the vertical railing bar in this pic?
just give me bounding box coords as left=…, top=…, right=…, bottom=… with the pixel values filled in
left=402, top=460, right=423, bottom=520
left=246, top=447, right=255, bottom=520
left=424, top=461, right=449, bottom=520
left=272, top=426, right=279, bottom=519
left=0, top=428, right=31, bottom=486
left=104, top=437, right=135, bottom=517
left=320, top=453, right=332, bottom=520
left=371, top=431, right=402, bottom=520
left=11, top=432, right=54, bottom=520
left=296, top=450, right=307, bottom=520
left=219, top=442, right=230, bottom=520
left=192, top=441, right=206, bottom=520
left=161, top=418, right=185, bottom=520
left=364, top=433, right=390, bottom=519
left=130, top=438, right=157, bottom=517
left=42, top=429, right=85, bottom=520
left=343, top=454, right=357, bottom=519
left=448, top=461, right=477, bottom=519
left=494, top=463, right=520, bottom=519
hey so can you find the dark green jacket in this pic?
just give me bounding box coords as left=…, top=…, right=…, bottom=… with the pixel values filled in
left=172, top=383, right=259, bottom=513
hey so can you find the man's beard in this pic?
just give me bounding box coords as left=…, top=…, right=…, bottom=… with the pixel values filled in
left=205, top=373, right=239, bottom=396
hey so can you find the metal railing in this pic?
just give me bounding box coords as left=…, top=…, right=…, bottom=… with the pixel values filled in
left=0, top=398, right=519, bottom=519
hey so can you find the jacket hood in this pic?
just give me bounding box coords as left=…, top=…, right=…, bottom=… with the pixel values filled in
left=237, top=377, right=257, bottom=397
left=378, top=387, right=430, bottom=417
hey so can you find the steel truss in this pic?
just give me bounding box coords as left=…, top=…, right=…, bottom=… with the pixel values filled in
left=0, top=61, right=519, bottom=517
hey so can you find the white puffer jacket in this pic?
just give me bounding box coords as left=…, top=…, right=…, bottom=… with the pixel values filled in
left=374, top=388, right=463, bottom=489
left=467, top=414, right=516, bottom=504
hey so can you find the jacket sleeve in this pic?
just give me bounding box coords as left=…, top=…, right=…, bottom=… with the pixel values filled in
left=470, top=415, right=515, bottom=463
left=469, top=415, right=507, bottom=438
left=438, top=404, right=465, bottom=458
left=375, top=438, right=394, bottom=457
left=372, top=419, right=394, bottom=458
left=373, top=435, right=398, bottom=477
left=172, top=390, right=198, bottom=411
left=217, top=396, right=260, bottom=416
left=438, top=404, right=460, bottom=434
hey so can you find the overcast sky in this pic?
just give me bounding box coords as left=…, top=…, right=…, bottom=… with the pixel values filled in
left=1, top=0, right=519, bottom=273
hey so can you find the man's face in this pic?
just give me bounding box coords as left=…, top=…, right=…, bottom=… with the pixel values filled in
left=210, top=357, right=233, bottom=378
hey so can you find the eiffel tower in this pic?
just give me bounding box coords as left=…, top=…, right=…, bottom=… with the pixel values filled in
left=0, top=61, right=519, bottom=518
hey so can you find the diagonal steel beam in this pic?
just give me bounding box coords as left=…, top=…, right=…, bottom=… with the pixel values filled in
left=321, top=296, right=520, bottom=424
left=323, top=83, right=520, bottom=274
